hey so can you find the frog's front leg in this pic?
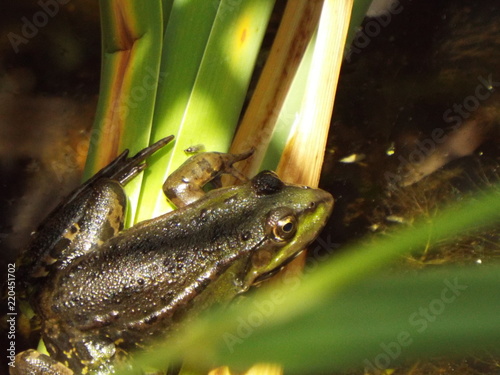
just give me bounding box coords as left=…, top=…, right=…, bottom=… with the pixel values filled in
left=163, top=150, right=253, bottom=207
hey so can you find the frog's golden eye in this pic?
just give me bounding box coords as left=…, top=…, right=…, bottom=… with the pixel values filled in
left=272, top=215, right=297, bottom=241
left=265, top=207, right=297, bottom=242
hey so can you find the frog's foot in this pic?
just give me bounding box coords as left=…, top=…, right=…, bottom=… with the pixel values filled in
left=163, top=149, right=254, bottom=207
left=220, top=149, right=255, bottom=183
left=57, top=136, right=174, bottom=210
left=107, top=135, right=174, bottom=185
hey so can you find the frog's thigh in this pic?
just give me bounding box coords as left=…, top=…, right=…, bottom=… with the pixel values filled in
left=61, top=178, right=129, bottom=259
left=81, top=178, right=128, bottom=242
left=34, top=179, right=127, bottom=272
left=11, top=350, right=73, bottom=375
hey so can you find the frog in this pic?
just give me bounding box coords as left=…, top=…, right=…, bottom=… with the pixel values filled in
left=11, top=135, right=334, bottom=375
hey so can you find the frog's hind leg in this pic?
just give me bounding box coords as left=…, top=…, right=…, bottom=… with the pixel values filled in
left=84, top=135, right=174, bottom=188
left=109, top=135, right=174, bottom=185
left=19, top=136, right=174, bottom=280
left=43, top=136, right=174, bottom=216
left=21, top=178, right=128, bottom=279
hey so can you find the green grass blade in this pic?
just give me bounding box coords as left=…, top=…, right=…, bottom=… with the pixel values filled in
left=260, top=33, right=316, bottom=172
left=84, top=0, right=167, bottom=223
left=217, top=265, right=500, bottom=372
left=85, top=0, right=165, bottom=173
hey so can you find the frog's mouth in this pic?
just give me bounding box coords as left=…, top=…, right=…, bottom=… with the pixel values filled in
left=252, top=249, right=305, bottom=284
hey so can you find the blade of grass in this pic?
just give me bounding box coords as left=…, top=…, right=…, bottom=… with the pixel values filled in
left=344, top=0, right=376, bottom=56
left=216, top=265, right=500, bottom=372
left=201, top=186, right=500, bottom=371
left=259, top=33, right=316, bottom=172
left=84, top=0, right=166, bottom=223
left=85, top=0, right=165, bottom=173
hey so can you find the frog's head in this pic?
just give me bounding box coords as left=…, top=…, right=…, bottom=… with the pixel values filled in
left=242, top=170, right=333, bottom=286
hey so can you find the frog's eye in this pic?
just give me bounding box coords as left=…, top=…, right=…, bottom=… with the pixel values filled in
left=273, top=216, right=297, bottom=241
left=266, top=208, right=297, bottom=242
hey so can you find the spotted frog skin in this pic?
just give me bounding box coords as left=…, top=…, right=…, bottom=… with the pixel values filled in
left=12, top=136, right=333, bottom=374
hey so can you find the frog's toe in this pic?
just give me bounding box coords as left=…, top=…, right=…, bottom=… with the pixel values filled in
left=112, top=135, right=174, bottom=185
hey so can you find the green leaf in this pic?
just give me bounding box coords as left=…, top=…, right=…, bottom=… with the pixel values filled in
left=85, top=0, right=167, bottom=224
left=135, top=0, right=276, bottom=221
left=217, top=266, right=500, bottom=373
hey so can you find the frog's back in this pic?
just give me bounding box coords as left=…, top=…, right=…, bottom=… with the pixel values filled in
left=37, top=187, right=263, bottom=346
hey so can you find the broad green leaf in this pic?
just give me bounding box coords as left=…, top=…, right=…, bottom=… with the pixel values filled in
left=136, top=0, right=276, bottom=221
